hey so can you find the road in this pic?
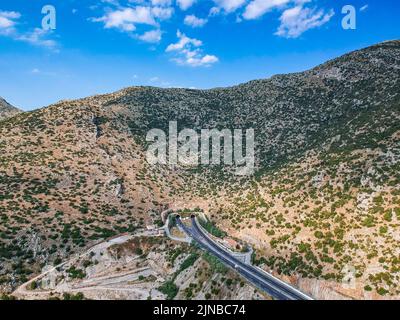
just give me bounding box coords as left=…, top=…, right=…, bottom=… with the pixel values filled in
left=176, top=216, right=313, bottom=301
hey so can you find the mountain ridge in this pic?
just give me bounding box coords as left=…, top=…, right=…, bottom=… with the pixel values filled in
left=24, top=40, right=398, bottom=110
left=0, top=97, right=21, bottom=121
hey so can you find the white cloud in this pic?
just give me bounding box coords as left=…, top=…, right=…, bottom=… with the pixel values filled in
left=0, top=11, right=20, bottom=32
left=138, top=28, right=162, bottom=42
left=213, top=0, right=247, bottom=13
left=0, top=11, right=21, bottom=20
left=149, top=76, right=160, bottom=82
left=102, top=0, right=120, bottom=5
left=194, top=54, right=219, bottom=65
left=166, top=30, right=202, bottom=51
left=151, top=6, right=174, bottom=20
left=151, top=0, right=172, bottom=6
left=209, top=7, right=221, bottom=16
left=93, top=7, right=158, bottom=32
left=360, top=4, right=368, bottom=12
left=176, top=0, right=196, bottom=11
left=0, top=12, right=58, bottom=50
left=243, top=0, right=290, bottom=20
left=91, top=0, right=336, bottom=59
left=166, top=30, right=218, bottom=67
left=93, top=5, right=173, bottom=38
left=184, top=14, right=208, bottom=27
left=30, top=68, right=57, bottom=76
left=148, top=76, right=171, bottom=86
left=275, top=5, right=334, bottom=38
left=16, top=28, right=58, bottom=49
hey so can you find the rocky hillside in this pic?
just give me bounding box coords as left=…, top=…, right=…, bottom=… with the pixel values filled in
left=0, top=98, right=21, bottom=121
left=0, top=40, right=399, bottom=299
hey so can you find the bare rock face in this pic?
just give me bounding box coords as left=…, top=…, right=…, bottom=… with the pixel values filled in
left=0, top=97, right=21, bottom=120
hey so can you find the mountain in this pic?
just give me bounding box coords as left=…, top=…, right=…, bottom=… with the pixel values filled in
left=0, top=98, right=21, bottom=121
left=0, top=40, right=399, bottom=299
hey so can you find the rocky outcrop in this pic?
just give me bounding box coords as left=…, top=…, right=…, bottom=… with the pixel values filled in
left=0, top=97, right=21, bottom=120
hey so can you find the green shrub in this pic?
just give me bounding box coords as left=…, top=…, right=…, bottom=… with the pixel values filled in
left=158, top=281, right=178, bottom=300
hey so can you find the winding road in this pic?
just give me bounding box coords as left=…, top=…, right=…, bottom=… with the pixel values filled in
left=176, top=215, right=313, bottom=301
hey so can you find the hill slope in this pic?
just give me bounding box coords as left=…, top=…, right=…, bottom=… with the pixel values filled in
left=0, top=40, right=399, bottom=299
left=0, top=98, right=21, bottom=121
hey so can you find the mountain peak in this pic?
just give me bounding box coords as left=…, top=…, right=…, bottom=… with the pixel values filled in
left=0, top=97, right=22, bottom=121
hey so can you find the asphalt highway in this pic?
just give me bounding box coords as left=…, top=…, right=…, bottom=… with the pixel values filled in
left=176, top=216, right=313, bottom=300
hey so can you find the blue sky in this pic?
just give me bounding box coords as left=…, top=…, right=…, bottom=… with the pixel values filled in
left=0, top=0, right=399, bottom=110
